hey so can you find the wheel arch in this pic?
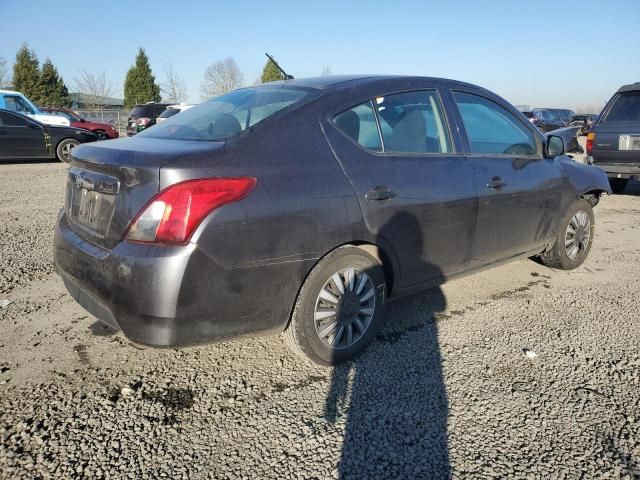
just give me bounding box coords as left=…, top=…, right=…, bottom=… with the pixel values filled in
left=282, top=239, right=400, bottom=333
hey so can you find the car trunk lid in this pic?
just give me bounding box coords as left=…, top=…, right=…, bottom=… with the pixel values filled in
left=65, top=137, right=225, bottom=250
left=592, top=122, right=640, bottom=164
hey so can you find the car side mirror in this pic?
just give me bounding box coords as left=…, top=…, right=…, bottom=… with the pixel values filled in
left=546, top=135, right=565, bottom=157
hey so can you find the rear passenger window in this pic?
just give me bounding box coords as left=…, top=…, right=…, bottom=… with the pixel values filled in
left=0, top=111, right=27, bottom=126
left=375, top=90, right=451, bottom=154
left=454, top=91, right=537, bottom=156
left=333, top=101, right=382, bottom=151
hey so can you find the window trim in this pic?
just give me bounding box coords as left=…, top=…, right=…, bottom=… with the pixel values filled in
left=451, top=89, right=543, bottom=159
left=329, top=87, right=459, bottom=158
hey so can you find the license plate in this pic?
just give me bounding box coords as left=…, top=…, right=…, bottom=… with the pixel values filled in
left=619, top=134, right=640, bottom=151
left=78, top=189, right=101, bottom=229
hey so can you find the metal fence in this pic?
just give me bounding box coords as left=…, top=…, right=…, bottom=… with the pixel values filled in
left=75, top=109, right=129, bottom=135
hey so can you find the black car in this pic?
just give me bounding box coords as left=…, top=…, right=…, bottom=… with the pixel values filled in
left=588, top=82, right=640, bottom=194
left=54, top=76, right=610, bottom=365
left=531, top=108, right=571, bottom=132
left=0, top=109, right=98, bottom=162
left=126, top=103, right=169, bottom=136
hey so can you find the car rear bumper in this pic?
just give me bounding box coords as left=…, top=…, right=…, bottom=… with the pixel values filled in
left=54, top=212, right=308, bottom=346
left=591, top=161, right=640, bottom=179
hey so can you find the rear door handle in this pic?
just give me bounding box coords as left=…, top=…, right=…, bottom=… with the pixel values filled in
left=365, top=186, right=396, bottom=201
left=486, top=176, right=506, bottom=189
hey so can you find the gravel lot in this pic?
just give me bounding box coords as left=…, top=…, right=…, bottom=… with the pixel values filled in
left=1, top=161, right=639, bottom=479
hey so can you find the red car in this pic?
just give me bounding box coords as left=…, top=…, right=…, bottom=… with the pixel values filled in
left=41, top=108, right=119, bottom=139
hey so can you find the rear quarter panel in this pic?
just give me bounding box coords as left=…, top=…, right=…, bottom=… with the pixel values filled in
left=159, top=102, right=366, bottom=331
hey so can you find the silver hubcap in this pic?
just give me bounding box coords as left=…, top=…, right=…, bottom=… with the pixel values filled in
left=314, top=267, right=376, bottom=350
left=61, top=142, right=76, bottom=160
left=565, top=210, right=591, bottom=260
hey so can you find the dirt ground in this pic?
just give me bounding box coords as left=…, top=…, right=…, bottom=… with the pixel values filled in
left=1, top=161, right=639, bottom=479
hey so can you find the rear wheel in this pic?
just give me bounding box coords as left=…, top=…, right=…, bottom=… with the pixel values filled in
left=56, top=138, right=80, bottom=163
left=283, top=246, right=386, bottom=366
left=609, top=178, right=629, bottom=194
left=539, top=198, right=594, bottom=270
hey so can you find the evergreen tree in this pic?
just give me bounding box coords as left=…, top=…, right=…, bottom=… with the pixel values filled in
left=124, top=48, right=161, bottom=108
left=12, top=43, right=43, bottom=103
left=40, top=58, right=71, bottom=107
left=261, top=58, right=284, bottom=83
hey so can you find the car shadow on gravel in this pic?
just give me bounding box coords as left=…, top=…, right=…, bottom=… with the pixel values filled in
left=618, top=179, right=640, bottom=196
left=0, top=158, right=60, bottom=165
left=325, top=212, right=450, bottom=479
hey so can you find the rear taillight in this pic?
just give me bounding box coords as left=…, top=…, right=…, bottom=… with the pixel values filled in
left=137, top=117, right=151, bottom=126
left=124, top=177, right=256, bottom=245
left=586, top=132, right=595, bottom=155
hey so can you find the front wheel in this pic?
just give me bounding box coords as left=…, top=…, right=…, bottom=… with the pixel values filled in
left=609, top=178, right=629, bottom=194
left=56, top=138, right=80, bottom=163
left=283, top=246, right=387, bottom=366
left=539, top=198, right=595, bottom=270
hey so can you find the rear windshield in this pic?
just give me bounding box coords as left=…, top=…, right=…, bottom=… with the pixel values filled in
left=139, top=86, right=318, bottom=142
left=604, top=91, right=640, bottom=122
left=158, top=108, right=180, bottom=119
left=130, top=105, right=154, bottom=117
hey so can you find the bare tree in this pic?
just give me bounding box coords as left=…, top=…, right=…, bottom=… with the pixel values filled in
left=161, top=63, right=187, bottom=103
left=320, top=65, right=332, bottom=76
left=201, top=57, right=244, bottom=99
left=0, top=57, right=9, bottom=88
left=74, top=70, right=117, bottom=110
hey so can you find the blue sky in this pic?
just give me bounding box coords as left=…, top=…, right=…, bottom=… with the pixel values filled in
left=1, top=0, right=638, bottom=110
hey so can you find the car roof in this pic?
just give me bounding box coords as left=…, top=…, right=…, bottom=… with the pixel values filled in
left=265, top=74, right=483, bottom=92
left=617, top=82, right=640, bottom=93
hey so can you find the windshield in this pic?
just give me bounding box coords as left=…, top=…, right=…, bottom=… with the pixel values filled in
left=604, top=91, right=640, bottom=122
left=139, top=86, right=318, bottom=142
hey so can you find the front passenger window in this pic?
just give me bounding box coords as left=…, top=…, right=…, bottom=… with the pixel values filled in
left=333, top=101, right=382, bottom=151
left=453, top=91, right=537, bottom=156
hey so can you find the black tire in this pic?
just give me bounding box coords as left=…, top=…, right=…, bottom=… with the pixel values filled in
left=283, top=246, right=387, bottom=366
left=94, top=130, right=108, bottom=140
left=609, top=178, right=629, bottom=194
left=539, top=198, right=595, bottom=270
left=55, top=138, right=80, bottom=163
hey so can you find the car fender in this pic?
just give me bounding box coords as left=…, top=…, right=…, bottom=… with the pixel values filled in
left=556, top=156, right=612, bottom=195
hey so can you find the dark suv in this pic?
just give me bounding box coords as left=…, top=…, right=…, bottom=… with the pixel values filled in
left=588, top=82, right=640, bottom=193
left=126, top=103, right=169, bottom=136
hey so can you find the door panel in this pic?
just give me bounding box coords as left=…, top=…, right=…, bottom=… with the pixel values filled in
left=471, top=157, right=564, bottom=263
left=325, top=89, right=478, bottom=287
left=450, top=90, right=563, bottom=265
left=0, top=112, right=48, bottom=157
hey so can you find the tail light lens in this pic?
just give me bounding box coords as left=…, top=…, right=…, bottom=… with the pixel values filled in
left=586, top=132, right=595, bottom=155
left=137, top=117, right=151, bottom=126
left=125, top=177, right=256, bottom=245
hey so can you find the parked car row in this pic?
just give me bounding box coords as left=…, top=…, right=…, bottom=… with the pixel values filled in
left=41, top=108, right=119, bottom=139
left=0, top=109, right=97, bottom=162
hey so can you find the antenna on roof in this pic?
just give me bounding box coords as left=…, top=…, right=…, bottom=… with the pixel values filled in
left=265, top=53, right=294, bottom=80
